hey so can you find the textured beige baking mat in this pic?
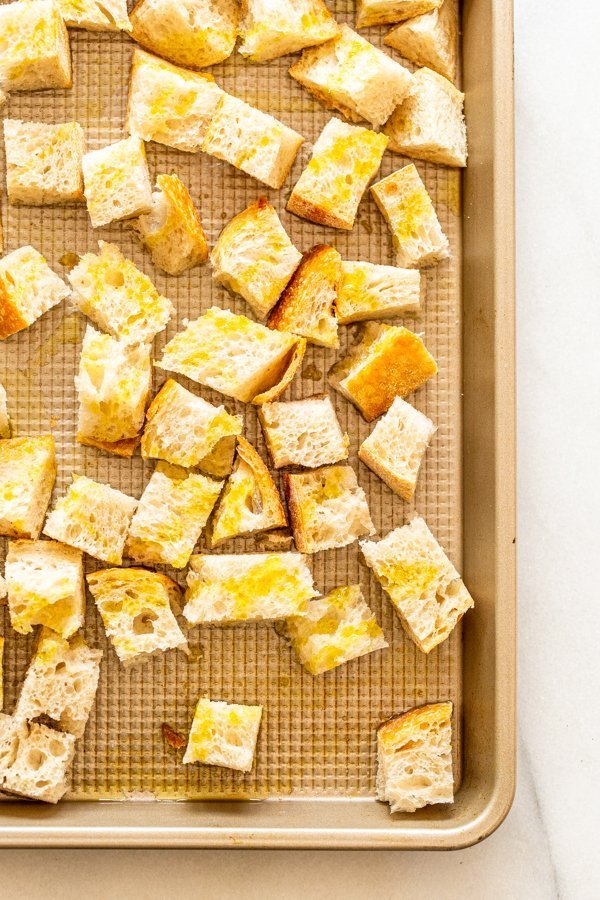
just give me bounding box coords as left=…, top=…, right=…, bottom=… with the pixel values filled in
left=0, top=1, right=463, bottom=800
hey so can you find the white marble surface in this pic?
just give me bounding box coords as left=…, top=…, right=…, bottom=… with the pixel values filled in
left=2, top=1, right=599, bottom=896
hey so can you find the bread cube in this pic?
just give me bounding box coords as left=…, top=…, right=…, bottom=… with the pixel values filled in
left=76, top=325, right=152, bottom=457
left=157, top=306, right=306, bottom=405
left=0, top=718, right=75, bottom=803
left=361, top=517, right=474, bottom=652
left=384, top=2, right=457, bottom=83
left=282, top=584, right=388, bottom=675
left=0, top=436, right=56, bottom=539
left=239, top=0, right=339, bottom=63
left=283, top=465, right=374, bottom=554
left=289, top=25, right=413, bottom=129
left=329, top=322, right=437, bottom=421
left=357, top=0, right=441, bottom=28
left=0, top=0, right=71, bottom=93
left=287, top=118, right=387, bottom=231
left=183, top=552, right=318, bottom=625
left=208, top=437, right=287, bottom=548
left=125, top=462, right=223, bottom=568
left=0, top=247, right=70, bottom=340
left=68, top=241, right=173, bottom=345
left=126, top=49, right=225, bottom=153
left=5, top=539, right=85, bottom=637
left=56, top=0, right=131, bottom=31
left=141, top=379, right=242, bottom=476
left=133, top=174, right=209, bottom=275
left=82, top=135, right=153, bottom=228
left=371, top=165, right=449, bottom=269
left=259, top=394, right=349, bottom=469
left=267, top=245, right=341, bottom=349
left=4, top=119, right=84, bottom=206
left=384, top=67, right=467, bottom=167
left=377, top=702, right=453, bottom=813
left=210, top=197, right=301, bottom=320
left=359, top=397, right=435, bottom=500
left=336, top=261, right=421, bottom=324
left=14, top=630, right=102, bottom=738
left=130, top=0, right=238, bottom=69
left=43, top=475, right=138, bottom=565
left=183, top=697, right=262, bottom=772
left=0, top=383, right=11, bottom=438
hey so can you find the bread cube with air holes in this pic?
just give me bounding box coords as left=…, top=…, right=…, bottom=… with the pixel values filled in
left=5, top=539, right=85, bottom=638
left=384, top=2, right=457, bottom=83
left=0, top=0, right=72, bottom=93
left=238, top=0, right=339, bottom=63
left=43, top=475, right=138, bottom=565
left=376, top=701, right=454, bottom=813
left=281, top=584, right=388, bottom=675
left=183, top=697, right=262, bottom=772
left=87, top=568, right=187, bottom=666
left=130, top=0, right=238, bottom=69
left=14, top=629, right=102, bottom=738
left=360, top=517, right=474, bottom=653
left=210, top=197, right=301, bottom=321
left=4, top=119, right=85, bottom=206
left=0, top=247, right=70, bottom=340
left=82, top=135, right=153, bottom=228
left=370, top=164, right=449, bottom=269
left=328, top=322, right=438, bottom=422
left=0, top=718, right=75, bottom=804
left=125, top=462, right=223, bottom=569
left=141, top=379, right=242, bottom=477
left=283, top=465, right=375, bottom=554
left=67, top=241, right=173, bottom=345
left=359, top=396, right=436, bottom=501
left=336, top=261, right=421, bottom=324
left=258, top=394, right=349, bottom=469
left=57, top=0, right=131, bottom=31
left=356, top=0, right=441, bottom=28
left=0, top=436, right=56, bottom=539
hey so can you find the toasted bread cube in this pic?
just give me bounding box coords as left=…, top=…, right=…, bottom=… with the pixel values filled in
left=284, top=465, right=374, bottom=554
left=56, top=0, right=131, bottom=31
left=336, top=261, right=421, bottom=324
left=359, top=396, right=435, bottom=500
left=141, top=379, right=242, bottom=476
left=0, top=718, right=75, bottom=803
left=4, top=119, right=84, bottom=206
left=0, top=247, right=70, bottom=340
left=6, top=539, right=85, bottom=637
left=76, top=325, right=152, bottom=457
left=133, top=174, right=209, bottom=275
left=126, top=462, right=223, bottom=568
left=0, top=436, right=56, bottom=539
left=287, top=118, right=387, bottom=231
left=282, top=584, right=387, bottom=675
left=371, top=165, right=449, bottom=268
left=377, top=702, right=453, bottom=813
left=87, top=567, right=187, bottom=665
left=183, top=697, right=262, bottom=772
left=0, top=0, right=71, bottom=93
left=130, top=0, right=238, bottom=69
left=357, top=0, right=441, bottom=28
left=0, top=384, right=10, bottom=438
left=289, top=25, right=413, bottom=129
left=82, top=135, right=153, bottom=228
left=126, top=49, right=225, bottom=153
left=384, top=68, right=467, bottom=167
left=183, top=552, right=318, bottom=625
left=267, top=245, right=341, bottom=349
left=384, top=2, right=457, bottom=83
left=259, top=394, right=348, bottom=469
left=210, top=198, right=301, bottom=320
left=238, top=0, right=339, bottom=63
left=157, top=306, right=306, bottom=405
left=361, top=518, right=474, bottom=652
left=68, top=241, right=174, bottom=345
left=43, top=475, right=138, bottom=565
left=208, top=437, right=287, bottom=548
left=14, top=630, right=102, bottom=738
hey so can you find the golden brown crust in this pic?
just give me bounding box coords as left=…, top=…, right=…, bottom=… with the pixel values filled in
left=143, top=378, right=177, bottom=430
left=87, top=566, right=182, bottom=610
left=267, top=245, right=341, bottom=344
left=281, top=473, right=308, bottom=553
left=77, top=433, right=141, bottom=458
left=286, top=193, right=353, bottom=231
left=156, top=173, right=209, bottom=264
left=235, top=436, right=287, bottom=529
left=0, top=277, right=28, bottom=339
left=252, top=338, right=306, bottom=405
left=377, top=701, right=453, bottom=746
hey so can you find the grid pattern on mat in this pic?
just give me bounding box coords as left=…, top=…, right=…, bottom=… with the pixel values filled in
left=0, top=1, right=463, bottom=800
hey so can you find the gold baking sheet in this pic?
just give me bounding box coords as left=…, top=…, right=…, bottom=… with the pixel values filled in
left=0, top=0, right=463, bottom=802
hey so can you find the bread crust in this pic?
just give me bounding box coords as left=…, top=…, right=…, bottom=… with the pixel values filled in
left=286, top=193, right=354, bottom=231
left=377, top=701, right=453, bottom=744
left=252, top=337, right=306, bottom=404
left=77, top=433, right=141, bottom=458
